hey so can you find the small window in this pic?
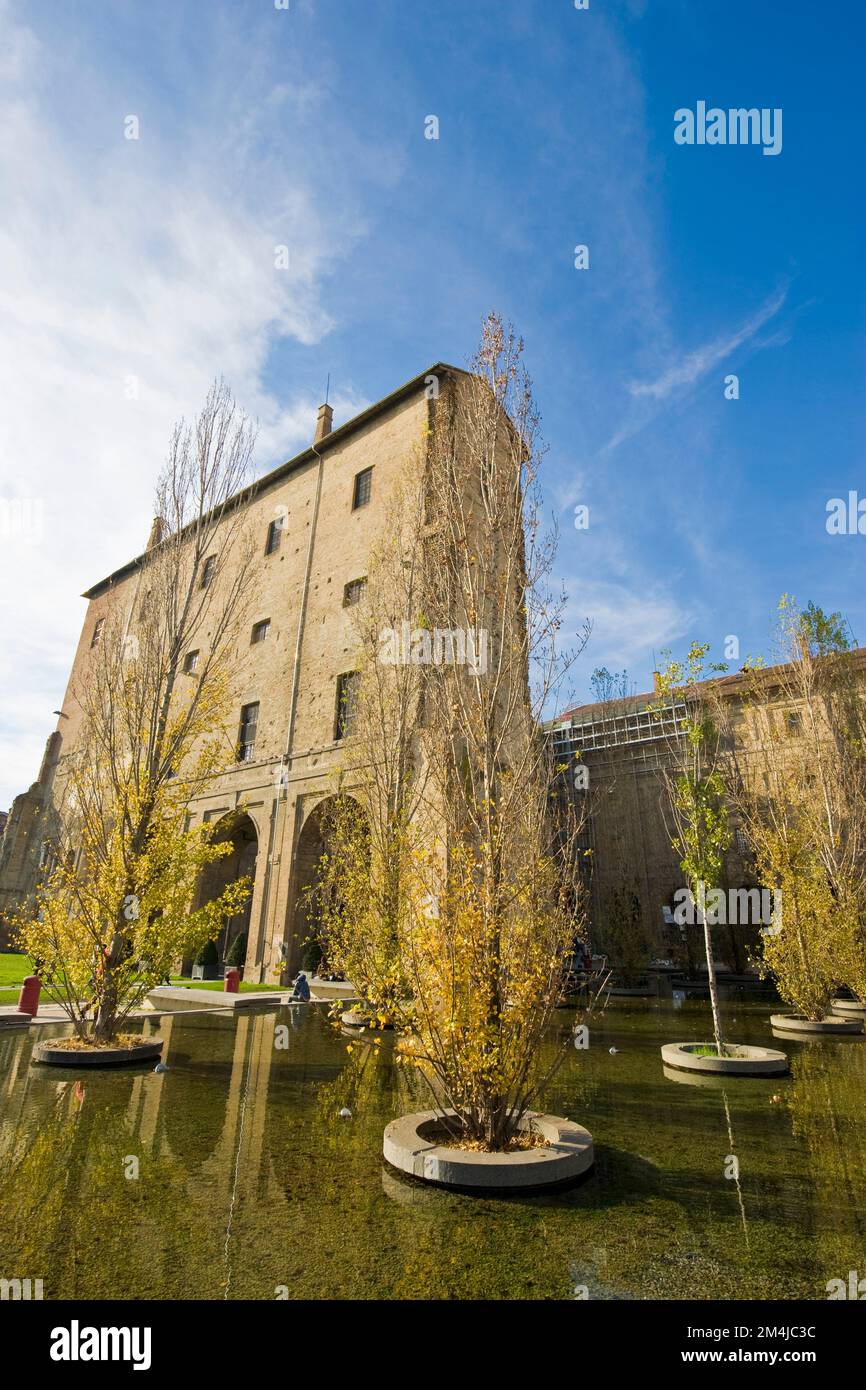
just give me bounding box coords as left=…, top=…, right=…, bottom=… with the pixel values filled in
left=343, top=578, right=367, bottom=607
left=334, top=672, right=360, bottom=740
left=237, top=702, right=260, bottom=762
left=200, top=555, right=216, bottom=589
left=251, top=619, right=270, bottom=644
left=735, top=828, right=750, bottom=855
left=90, top=617, right=105, bottom=648
left=786, top=710, right=803, bottom=736
left=183, top=650, right=199, bottom=674
left=265, top=518, right=284, bottom=555
left=352, top=467, right=373, bottom=510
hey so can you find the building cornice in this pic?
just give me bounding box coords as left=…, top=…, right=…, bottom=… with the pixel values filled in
left=83, top=361, right=464, bottom=599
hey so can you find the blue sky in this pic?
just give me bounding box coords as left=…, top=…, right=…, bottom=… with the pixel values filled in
left=1, top=0, right=864, bottom=804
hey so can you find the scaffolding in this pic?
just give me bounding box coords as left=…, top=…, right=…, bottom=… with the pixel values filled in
left=548, top=699, right=687, bottom=757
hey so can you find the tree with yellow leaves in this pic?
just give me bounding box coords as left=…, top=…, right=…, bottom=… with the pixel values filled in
left=313, top=464, right=430, bottom=1025
left=654, top=643, right=732, bottom=1055
left=396, top=316, right=590, bottom=1149
left=721, top=598, right=866, bottom=1018
left=15, top=382, right=256, bottom=1043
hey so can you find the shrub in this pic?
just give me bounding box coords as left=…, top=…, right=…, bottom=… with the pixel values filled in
left=301, top=936, right=323, bottom=973
left=196, top=939, right=220, bottom=970
left=225, top=932, right=247, bottom=969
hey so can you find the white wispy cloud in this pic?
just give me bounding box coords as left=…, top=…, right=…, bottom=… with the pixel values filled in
left=627, top=284, right=789, bottom=401
left=0, top=2, right=382, bottom=806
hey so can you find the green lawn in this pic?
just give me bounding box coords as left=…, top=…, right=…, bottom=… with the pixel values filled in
left=0, top=956, right=281, bottom=1006
left=0, top=952, right=31, bottom=1000
left=167, top=977, right=282, bottom=993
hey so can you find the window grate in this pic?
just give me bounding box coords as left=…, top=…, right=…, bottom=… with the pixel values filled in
left=334, top=673, right=360, bottom=740
left=238, top=701, right=260, bottom=761
left=265, top=518, right=283, bottom=555
left=352, top=467, right=373, bottom=510
left=343, top=577, right=367, bottom=607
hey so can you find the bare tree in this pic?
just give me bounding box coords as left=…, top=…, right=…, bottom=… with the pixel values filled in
left=315, top=460, right=432, bottom=1021
left=19, top=381, right=258, bottom=1043
left=717, top=599, right=866, bottom=1017
left=396, top=315, right=592, bottom=1149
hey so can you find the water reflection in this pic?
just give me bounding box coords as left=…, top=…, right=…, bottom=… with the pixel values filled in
left=0, top=1000, right=864, bottom=1300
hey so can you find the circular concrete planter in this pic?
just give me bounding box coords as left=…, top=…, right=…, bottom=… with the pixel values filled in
left=662, top=1063, right=741, bottom=1090
left=340, top=1010, right=393, bottom=1030
left=770, top=1013, right=863, bottom=1035
left=830, top=998, right=866, bottom=1017
left=661, top=1041, right=788, bottom=1076
left=383, top=1109, right=594, bottom=1192
left=32, top=1038, right=163, bottom=1068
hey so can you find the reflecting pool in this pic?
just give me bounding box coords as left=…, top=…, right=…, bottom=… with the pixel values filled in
left=1, top=998, right=864, bottom=1299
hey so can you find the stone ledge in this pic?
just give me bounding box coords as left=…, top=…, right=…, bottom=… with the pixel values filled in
left=32, top=1038, right=163, bottom=1068
left=830, top=998, right=866, bottom=1017
left=770, top=1013, right=863, bottom=1035
left=0, top=1011, right=31, bottom=1029
left=147, top=986, right=287, bottom=1010
left=383, top=1108, right=594, bottom=1192
left=661, top=1041, right=788, bottom=1076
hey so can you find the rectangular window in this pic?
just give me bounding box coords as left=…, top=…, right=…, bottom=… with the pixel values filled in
left=352, top=467, right=373, bottom=510
left=251, top=619, right=270, bottom=644
left=183, top=650, right=200, bottom=674
left=265, top=518, right=284, bottom=555
left=342, top=577, right=367, bottom=607
left=200, top=555, right=216, bottom=589
left=786, top=710, right=803, bottom=736
left=90, top=617, right=105, bottom=648
left=334, top=672, right=360, bottom=740
left=237, top=701, right=260, bottom=762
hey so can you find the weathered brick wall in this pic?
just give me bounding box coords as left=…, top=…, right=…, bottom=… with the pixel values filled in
left=2, top=378, right=432, bottom=980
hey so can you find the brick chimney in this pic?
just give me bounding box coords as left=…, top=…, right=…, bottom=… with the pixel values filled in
left=314, top=403, right=333, bottom=444
left=146, top=516, right=165, bottom=551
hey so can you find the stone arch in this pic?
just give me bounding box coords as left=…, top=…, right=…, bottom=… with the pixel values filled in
left=285, top=793, right=367, bottom=977
left=188, top=810, right=259, bottom=971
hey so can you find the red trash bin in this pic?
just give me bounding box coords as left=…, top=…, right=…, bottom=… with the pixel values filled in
left=18, top=975, right=41, bottom=1015
left=224, top=968, right=240, bottom=994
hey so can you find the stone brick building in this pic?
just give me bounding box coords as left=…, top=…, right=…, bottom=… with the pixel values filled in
left=548, top=651, right=866, bottom=974
left=0, top=364, right=457, bottom=976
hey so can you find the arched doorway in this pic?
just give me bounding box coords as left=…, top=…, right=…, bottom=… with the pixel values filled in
left=189, top=811, right=258, bottom=972
left=286, top=795, right=367, bottom=977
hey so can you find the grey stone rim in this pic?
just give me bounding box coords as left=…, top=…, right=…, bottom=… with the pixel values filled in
left=32, top=1038, right=164, bottom=1067
left=830, top=998, right=866, bottom=1017
left=770, top=1014, right=863, bottom=1035
left=383, top=1108, right=594, bottom=1191
left=661, top=1041, right=788, bottom=1076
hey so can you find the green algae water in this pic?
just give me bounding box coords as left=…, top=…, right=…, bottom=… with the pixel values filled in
left=1, top=998, right=864, bottom=1300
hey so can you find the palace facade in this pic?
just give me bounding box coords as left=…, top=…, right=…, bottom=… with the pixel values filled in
left=0, top=364, right=457, bottom=978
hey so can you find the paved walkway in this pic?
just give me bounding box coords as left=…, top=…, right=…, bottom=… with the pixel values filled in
left=0, top=1001, right=228, bottom=1027
left=0, top=1002, right=71, bottom=1024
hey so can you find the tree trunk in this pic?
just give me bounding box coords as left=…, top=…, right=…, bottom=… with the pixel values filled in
left=700, top=903, right=725, bottom=1054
